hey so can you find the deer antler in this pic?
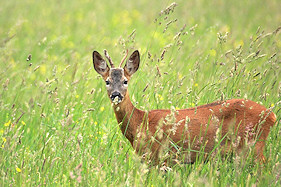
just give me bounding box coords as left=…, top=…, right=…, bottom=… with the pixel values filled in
left=119, top=49, right=128, bottom=67
left=104, top=49, right=115, bottom=68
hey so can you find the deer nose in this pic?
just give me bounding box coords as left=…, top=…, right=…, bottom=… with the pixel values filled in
left=111, top=92, right=123, bottom=102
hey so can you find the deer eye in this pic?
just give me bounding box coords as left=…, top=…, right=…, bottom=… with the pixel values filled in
left=123, top=80, right=128, bottom=85
left=105, top=80, right=110, bottom=85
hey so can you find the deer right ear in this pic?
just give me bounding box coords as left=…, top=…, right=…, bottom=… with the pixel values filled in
left=124, top=50, right=140, bottom=76
left=93, top=51, right=109, bottom=77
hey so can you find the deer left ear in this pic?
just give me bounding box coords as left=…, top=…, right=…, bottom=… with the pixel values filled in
left=93, top=51, right=109, bottom=77
left=124, top=50, right=140, bottom=76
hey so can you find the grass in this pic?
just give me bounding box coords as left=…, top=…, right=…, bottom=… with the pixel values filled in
left=0, top=0, right=281, bottom=186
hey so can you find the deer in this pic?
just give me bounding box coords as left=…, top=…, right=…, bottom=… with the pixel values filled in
left=92, top=49, right=277, bottom=165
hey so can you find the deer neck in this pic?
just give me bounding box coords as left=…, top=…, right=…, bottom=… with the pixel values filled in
left=112, top=93, right=145, bottom=145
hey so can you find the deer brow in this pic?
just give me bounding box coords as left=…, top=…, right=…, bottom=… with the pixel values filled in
left=110, top=69, right=123, bottom=80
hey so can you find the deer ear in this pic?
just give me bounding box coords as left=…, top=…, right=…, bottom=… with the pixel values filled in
left=93, top=51, right=109, bottom=77
left=124, top=50, right=140, bottom=76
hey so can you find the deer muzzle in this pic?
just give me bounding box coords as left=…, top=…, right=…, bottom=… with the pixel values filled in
left=110, top=92, right=123, bottom=104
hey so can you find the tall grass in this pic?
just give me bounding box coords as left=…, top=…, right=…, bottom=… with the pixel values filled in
left=0, top=0, right=280, bottom=186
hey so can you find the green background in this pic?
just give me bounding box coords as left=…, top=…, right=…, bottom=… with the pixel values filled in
left=0, top=0, right=280, bottom=186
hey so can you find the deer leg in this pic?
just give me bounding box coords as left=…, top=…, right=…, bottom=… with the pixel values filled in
left=254, top=141, right=266, bottom=163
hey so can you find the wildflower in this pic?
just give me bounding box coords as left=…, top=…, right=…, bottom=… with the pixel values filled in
left=0, top=129, right=3, bottom=134
left=234, top=40, right=244, bottom=48
left=209, top=49, right=216, bottom=57
left=94, top=121, right=98, bottom=125
left=40, top=64, right=47, bottom=75
left=21, top=121, right=26, bottom=126
left=16, top=167, right=22, bottom=173
left=75, top=95, right=79, bottom=99
left=190, top=103, right=195, bottom=107
left=157, top=94, right=164, bottom=101
left=271, top=103, right=274, bottom=107
left=4, top=120, right=11, bottom=127
left=100, top=107, right=105, bottom=111
left=194, top=83, right=198, bottom=87
left=220, top=25, right=230, bottom=33
left=2, top=137, right=6, bottom=143
left=178, top=73, right=183, bottom=79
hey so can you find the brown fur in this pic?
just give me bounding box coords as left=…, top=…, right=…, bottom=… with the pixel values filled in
left=93, top=50, right=276, bottom=165
left=113, top=95, right=276, bottom=164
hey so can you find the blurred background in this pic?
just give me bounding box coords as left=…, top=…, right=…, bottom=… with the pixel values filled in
left=0, top=0, right=280, bottom=186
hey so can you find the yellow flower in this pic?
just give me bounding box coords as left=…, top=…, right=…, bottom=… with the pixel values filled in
left=75, top=95, right=79, bottom=99
left=4, top=120, right=11, bottom=127
left=40, top=64, right=47, bottom=75
left=190, top=103, right=195, bottom=107
left=234, top=40, right=244, bottom=48
left=209, top=49, right=216, bottom=57
left=112, top=10, right=132, bottom=27
left=0, top=129, right=3, bottom=134
left=132, top=9, right=140, bottom=19
left=194, top=83, right=198, bottom=87
left=178, top=73, right=183, bottom=80
left=271, top=103, right=274, bottom=107
left=16, top=167, right=22, bottom=173
left=2, top=137, right=6, bottom=143
left=21, top=121, right=26, bottom=126
left=94, top=121, right=98, bottom=125
left=100, top=107, right=105, bottom=112
left=157, top=94, right=164, bottom=101
left=220, top=25, right=230, bottom=33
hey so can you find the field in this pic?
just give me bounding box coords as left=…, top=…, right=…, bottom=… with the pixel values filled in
left=0, top=0, right=281, bottom=186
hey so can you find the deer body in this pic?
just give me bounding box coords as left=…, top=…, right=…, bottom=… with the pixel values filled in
left=93, top=50, right=276, bottom=164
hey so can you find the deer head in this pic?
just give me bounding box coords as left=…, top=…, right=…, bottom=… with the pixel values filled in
left=93, top=50, right=140, bottom=104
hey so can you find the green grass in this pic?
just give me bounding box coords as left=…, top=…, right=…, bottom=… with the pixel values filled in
left=0, top=0, right=281, bottom=186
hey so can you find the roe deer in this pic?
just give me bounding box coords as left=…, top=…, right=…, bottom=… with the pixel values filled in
left=92, top=49, right=277, bottom=165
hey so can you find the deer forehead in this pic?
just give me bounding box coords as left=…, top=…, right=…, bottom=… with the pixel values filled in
left=108, top=68, right=126, bottom=81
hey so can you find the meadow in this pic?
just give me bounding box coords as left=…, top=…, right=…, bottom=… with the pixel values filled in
left=0, top=0, right=280, bottom=186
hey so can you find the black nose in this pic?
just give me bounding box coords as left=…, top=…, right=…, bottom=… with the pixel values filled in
left=111, top=92, right=123, bottom=101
